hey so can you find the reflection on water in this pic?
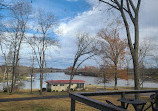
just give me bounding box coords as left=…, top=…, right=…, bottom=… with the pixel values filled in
left=22, top=72, right=158, bottom=89
left=1, top=72, right=157, bottom=90
left=22, top=72, right=98, bottom=89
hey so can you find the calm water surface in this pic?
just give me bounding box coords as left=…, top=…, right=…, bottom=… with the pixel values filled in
left=22, top=72, right=158, bottom=89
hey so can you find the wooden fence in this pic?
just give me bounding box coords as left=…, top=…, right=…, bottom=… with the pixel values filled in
left=69, top=90, right=158, bottom=111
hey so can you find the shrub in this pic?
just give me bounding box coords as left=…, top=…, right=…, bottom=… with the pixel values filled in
left=47, top=89, right=52, bottom=92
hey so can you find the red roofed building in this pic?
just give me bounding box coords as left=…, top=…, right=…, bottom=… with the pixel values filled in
left=46, top=80, right=85, bottom=92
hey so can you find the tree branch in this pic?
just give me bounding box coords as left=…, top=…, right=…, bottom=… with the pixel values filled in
left=99, top=0, right=119, bottom=10
left=128, top=0, right=136, bottom=12
left=126, top=0, right=135, bottom=23
left=74, top=54, right=96, bottom=73
left=120, top=10, right=134, bottom=54
left=137, top=0, right=141, bottom=11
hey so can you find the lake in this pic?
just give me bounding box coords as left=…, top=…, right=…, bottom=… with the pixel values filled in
left=21, top=72, right=158, bottom=89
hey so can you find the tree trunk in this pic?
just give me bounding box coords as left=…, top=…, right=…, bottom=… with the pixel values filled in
left=133, top=57, right=140, bottom=90
left=126, top=60, right=129, bottom=86
left=10, top=50, right=16, bottom=93
left=31, top=70, right=33, bottom=94
left=103, top=74, right=106, bottom=89
left=114, top=63, right=118, bottom=90
left=2, top=64, right=7, bottom=90
left=68, top=58, right=78, bottom=93
left=40, top=67, right=42, bottom=95
left=68, top=74, right=73, bottom=93
left=121, top=9, right=140, bottom=97
left=133, top=55, right=140, bottom=99
left=31, top=58, right=34, bottom=94
left=39, top=35, right=45, bottom=95
left=14, top=35, right=23, bottom=92
left=133, top=16, right=140, bottom=99
left=6, top=64, right=9, bottom=93
left=104, top=83, right=105, bottom=89
left=31, top=74, right=33, bottom=94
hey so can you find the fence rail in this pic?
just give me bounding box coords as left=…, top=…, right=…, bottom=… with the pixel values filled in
left=69, top=89, right=158, bottom=111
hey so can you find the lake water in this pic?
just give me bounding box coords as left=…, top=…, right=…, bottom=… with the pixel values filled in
left=21, top=72, right=158, bottom=89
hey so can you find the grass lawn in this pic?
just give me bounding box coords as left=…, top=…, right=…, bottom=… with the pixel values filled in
left=0, top=86, right=156, bottom=111
left=0, top=89, right=68, bottom=99
left=0, top=95, right=153, bottom=111
left=0, top=98, right=100, bottom=111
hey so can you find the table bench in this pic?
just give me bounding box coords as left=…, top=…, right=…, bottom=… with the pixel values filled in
left=118, top=98, right=147, bottom=111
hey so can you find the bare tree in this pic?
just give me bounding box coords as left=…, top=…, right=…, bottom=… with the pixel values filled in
left=0, top=37, right=11, bottom=93
left=0, top=1, right=12, bottom=93
left=30, top=55, right=34, bottom=94
left=68, top=32, right=96, bottom=92
left=4, top=1, right=32, bottom=93
left=28, top=10, right=58, bottom=95
left=152, top=55, right=158, bottom=81
left=97, top=28, right=127, bottom=89
left=98, top=63, right=109, bottom=89
left=138, top=40, right=152, bottom=88
left=99, top=0, right=142, bottom=93
left=124, top=49, right=132, bottom=86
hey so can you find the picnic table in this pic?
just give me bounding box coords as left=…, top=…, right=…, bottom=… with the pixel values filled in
left=118, top=98, right=147, bottom=111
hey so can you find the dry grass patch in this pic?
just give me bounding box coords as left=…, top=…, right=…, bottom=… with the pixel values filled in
left=0, top=95, right=152, bottom=111
left=90, top=95, right=153, bottom=111
left=0, top=89, right=68, bottom=99
left=0, top=98, right=99, bottom=111
left=0, top=87, right=157, bottom=111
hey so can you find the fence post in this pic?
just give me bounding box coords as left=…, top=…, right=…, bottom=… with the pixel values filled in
left=155, top=92, right=158, bottom=107
left=71, top=98, right=75, bottom=111
left=121, top=92, right=125, bottom=108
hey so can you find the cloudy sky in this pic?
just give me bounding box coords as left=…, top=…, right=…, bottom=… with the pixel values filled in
left=1, top=0, right=158, bottom=69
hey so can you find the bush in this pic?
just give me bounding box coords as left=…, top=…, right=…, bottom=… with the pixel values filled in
left=47, top=89, right=51, bottom=92
left=42, top=88, right=46, bottom=92
left=3, top=87, right=8, bottom=92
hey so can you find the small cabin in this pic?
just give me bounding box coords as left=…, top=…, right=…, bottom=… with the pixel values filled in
left=46, top=80, right=85, bottom=92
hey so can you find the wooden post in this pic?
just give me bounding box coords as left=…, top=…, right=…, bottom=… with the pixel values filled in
left=121, top=92, right=125, bottom=108
left=71, top=98, right=75, bottom=111
left=155, top=92, right=158, bottom=107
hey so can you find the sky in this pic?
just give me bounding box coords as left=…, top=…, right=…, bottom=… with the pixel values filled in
left=1, top=0, right=158, bottom=69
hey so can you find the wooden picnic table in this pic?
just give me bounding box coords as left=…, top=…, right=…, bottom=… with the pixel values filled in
left=118, top=98, right=147, bottom=111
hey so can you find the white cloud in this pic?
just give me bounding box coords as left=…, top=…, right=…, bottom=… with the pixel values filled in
left=57, top=3, right=110, bottom=38
left=58, top=0, right=158, bottom=40
left=2, top=0, right=158, bottom=68
left=55, top=0, right=158, bottom=68
left=140, top=27, right=158, bottom=38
